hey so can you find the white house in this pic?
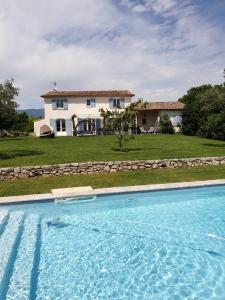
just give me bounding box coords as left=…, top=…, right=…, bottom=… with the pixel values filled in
left=34, top=90, right=135, bottom=136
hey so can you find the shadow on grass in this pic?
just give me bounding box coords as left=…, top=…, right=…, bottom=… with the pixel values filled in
left=0, top=150, right=44, bottom=160
left=0, top=138, right=25, bottom=142
left=202, top=143, right=225, bottom=148
left=111, top=147, right=146, bottom=152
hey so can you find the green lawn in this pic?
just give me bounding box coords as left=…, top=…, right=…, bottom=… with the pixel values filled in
left=0, top=135, right=225, bottom=167
left=1, top=165, right=225, bottom=197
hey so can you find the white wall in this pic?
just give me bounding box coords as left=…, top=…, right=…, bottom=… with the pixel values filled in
left=34, top=96, right=132, bottom=136
left=44, top=96, right=132, bottom=119
left=159, top=110, right=182, bottom=126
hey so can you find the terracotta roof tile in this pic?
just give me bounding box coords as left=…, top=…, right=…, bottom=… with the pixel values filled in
left=41, top=90, right=135, bottom=98
left=136, top=101, right=184, bottom=110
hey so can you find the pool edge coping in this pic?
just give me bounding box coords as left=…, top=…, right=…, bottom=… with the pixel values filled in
left=1, top=179, right=225, bottom=204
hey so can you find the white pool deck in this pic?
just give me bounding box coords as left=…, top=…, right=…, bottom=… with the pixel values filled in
left=1, top=179, right=225, bottom=204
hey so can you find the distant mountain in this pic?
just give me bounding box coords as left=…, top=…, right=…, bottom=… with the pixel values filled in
left=17, top=109, right=44, bottom=118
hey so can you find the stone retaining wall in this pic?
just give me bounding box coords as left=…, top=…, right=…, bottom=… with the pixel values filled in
left=1, top=156, right=225, bottom=181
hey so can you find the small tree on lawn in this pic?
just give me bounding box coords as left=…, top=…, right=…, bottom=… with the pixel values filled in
left=99, top=100, right=145, bottom=151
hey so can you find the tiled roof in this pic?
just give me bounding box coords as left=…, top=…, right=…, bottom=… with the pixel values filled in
left=136, top=101, right=184, bottom=110
left=41, top=90, right=135, bottom=98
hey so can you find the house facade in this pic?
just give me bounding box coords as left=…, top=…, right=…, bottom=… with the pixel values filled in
left=34, top=89, right=184, bottom=137
left=34, top=90, right=135, bottom=136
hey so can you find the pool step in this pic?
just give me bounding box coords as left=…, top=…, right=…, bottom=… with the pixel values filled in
left=0, top=211, right=24, bottom=296
left=6, top=214, right=39, bottom=300
left=0, top=209, right=9, bottom=236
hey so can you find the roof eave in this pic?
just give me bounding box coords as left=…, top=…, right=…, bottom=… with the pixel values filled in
left=40, top=92, right=135, bottom=98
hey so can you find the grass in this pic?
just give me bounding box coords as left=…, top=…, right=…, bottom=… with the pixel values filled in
left=0, top=135, right=225, bottom=167
left=1, top=165, right=225, bottom=197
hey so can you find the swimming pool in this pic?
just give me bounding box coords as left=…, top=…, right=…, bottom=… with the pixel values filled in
left=1, top=185, right=225, bottom=299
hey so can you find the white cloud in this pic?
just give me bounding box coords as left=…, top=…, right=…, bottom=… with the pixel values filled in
left=0, top=0, right=225, bottom=108
left=121, top=0, right=178, bottom=14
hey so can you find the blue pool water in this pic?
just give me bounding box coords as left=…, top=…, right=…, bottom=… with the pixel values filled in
left=1, top=185, right=225, bottom=299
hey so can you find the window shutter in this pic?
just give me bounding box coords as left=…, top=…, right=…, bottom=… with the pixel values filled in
left=96, top=118, right=101, bottom=134
left=52, top=99, right=57, bottom=110
left=91, top=98, right=96, bottom=107
left=50, top=119, right=56, bottom=132
left=63, top=99, right=68, bottom=110
left=66, top=119, right=73, bottom=136
left=109, top=98, right=114, bottom=109
left=120, top=98, right=125, bottom=108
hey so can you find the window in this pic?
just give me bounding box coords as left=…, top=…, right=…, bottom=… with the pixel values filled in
left=109, top=98, right=125, bottom=109
left=52, top=99, right=68, bottom=110
left=83, top=118, right=96, bottom=132
left=86, top=98, right=96, bottom=107
left=56, top=119, right=66, bottom=132
left=113, top=98, right=121, bottom=107
left=56, top=99, right=64, bottom=108
left=142, top=118, right=147, bottom=125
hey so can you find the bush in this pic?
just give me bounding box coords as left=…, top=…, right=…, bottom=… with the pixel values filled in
left=179, top=82, right=225, bottom=140
left=181, top=103, right=202, bottom=135
left=198, top=113, right=225, bottom=140
left=159, top=115, right=175, bottom=134
left=179, top=85, right=213, bottom=136
left=11, top=113, right=35, bottom=133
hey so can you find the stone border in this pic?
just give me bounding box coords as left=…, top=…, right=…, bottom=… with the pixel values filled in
left=1, top=156, right=225, bottom=181
left=0, top=179, right=225, bottom=205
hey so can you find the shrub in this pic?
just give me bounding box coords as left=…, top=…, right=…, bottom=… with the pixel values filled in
left=11, top=113, right=35, bottom=133
left=198, top=113, right=225, bottom=140
left=179, top=85, right=213, bottom=136
left=159, top=115, right=175, bottom=134
left=179, top=77, right=225, bottom=140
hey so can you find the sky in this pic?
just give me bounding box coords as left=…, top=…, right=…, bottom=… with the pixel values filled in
left=1, top=0, right=225, bottom=109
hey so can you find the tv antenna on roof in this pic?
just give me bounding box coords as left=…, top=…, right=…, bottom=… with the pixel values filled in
left=50, top=81, right=57, bottom=91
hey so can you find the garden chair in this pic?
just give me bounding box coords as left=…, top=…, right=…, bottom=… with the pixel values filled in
left=139, top=127, right=148, bottom=134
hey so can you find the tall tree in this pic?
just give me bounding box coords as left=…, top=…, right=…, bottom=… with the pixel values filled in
left=178, top=85, right=213, bottom=135
left=0, top=79, right=19, bottom=130
left=179, top=75, right=225, bottom=140
left=197, top=85, right=225, bottom=139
